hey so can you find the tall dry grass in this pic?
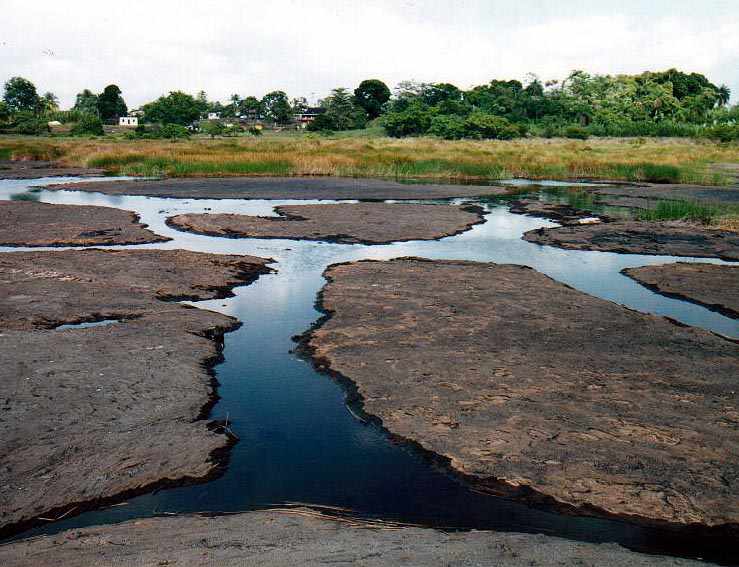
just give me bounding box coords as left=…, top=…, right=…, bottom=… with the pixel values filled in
left=1, top=135, right=738, bottom=185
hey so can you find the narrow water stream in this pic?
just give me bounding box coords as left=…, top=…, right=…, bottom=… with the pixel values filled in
left=2, top=177, right=737, bottom=563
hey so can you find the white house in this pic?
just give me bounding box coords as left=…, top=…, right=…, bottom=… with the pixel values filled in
left=119, top=116, right=138, bottom=127
left=207, top=112, right=221, bottom=120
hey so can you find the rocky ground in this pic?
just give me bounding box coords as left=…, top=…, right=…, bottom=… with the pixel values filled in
left=304, top=258, right=739, bottom=528
left=47, top=176, right=508, bottom=200
left=0, top=509, right=707, bottom=567
left=0, top=160, right=103, bottom=180
left=592, top=184, right=739, bottom=205
left=168, top=203, right=485, bottom=244
left=0, top=201, right=169, bottom=247
left=0, top=249, right=271, bottom=535
left=623, top=262, right=739, bottom=319
left=507, top=199, right=609, bottom=225
left=523, top=221, right=739, bottom=260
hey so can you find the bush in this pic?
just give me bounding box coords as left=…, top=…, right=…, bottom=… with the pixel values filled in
left=70, top=115, right=104, bottom=136
left=12, top=112, right=49, bottom=135
left=703, top=124, right=739, bottom=143
left=248, top=126, right=263, bottom=136
left=564, top=126, right=589, bottom=140
left=463, top=113, right=521, bottom=140
left=382, top=104, right=433, bottom=137
left=428, top=114, right=466, bottom=139
left=159, top=123, right=190, bottom=139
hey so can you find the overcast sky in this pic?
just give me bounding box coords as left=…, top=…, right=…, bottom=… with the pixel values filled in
left=2, top=0, right=738, bottom=108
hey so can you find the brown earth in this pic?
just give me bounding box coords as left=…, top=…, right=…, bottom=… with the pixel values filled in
left=0, top=160, right=103, bottom=180
left=523, top=221, right=739, bottom=260
left=167, top=203, right=485, bottom=244
left=0, top=200, right=169, bottom=247
left=0, top=249, right=271, bottom=535
left=304, top=258, right=739, bottom=528
left=47, top=176, right=508, bottom=200
left=623, top=262, right=739, bottom=319
left=0, top=509, right=706, bottom=567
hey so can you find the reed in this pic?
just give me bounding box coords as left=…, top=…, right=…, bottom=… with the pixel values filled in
left=0, top=135, right=736, bottom=185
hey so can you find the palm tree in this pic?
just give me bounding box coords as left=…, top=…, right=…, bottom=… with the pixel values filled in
left=717, top=84, right=731, bottom=107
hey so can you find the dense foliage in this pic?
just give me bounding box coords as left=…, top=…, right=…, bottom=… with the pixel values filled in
left=3, top=77, right=40, bottom=112
left=70, top=114, right=104, bottom=136
left=381, top=70, right=735, bottom=140
left=307, top=88, right=367, bottom=132
left=354, top=79, right=391, bottom=119
left=97, top=84, right=127, bottom=121
left=0, top=69, right=735, bottom=141
left=141, top=91, right=204, bottom=125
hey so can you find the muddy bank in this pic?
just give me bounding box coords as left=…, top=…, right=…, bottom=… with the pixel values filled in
left=168, top=203, right=485, bottom=244
left=0, top=249, right=271, bottom=534
left=523, top=221, right=739, bottom=260
left=0, top=160, right=103, bottom=180
left=0, top=201, right=169, bottom=247
left=0, top=509, right=706, bottom=567
left=305, top=258, right=739, bottom=528
left=624, top=263, right=739, bottom=319
left=47, top=176, right=508, bottom=200
left=508, top=199, right=608, bottom=225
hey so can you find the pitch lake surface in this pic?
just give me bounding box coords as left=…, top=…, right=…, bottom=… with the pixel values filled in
left=2, top=177, right=738, bottom=563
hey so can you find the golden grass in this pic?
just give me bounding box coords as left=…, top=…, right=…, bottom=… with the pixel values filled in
left=1, top=134, right=738, bottom=185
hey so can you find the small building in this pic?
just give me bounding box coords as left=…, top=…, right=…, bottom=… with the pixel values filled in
left=207, top=112, right=221, bottom=120
left=119, top=116, right=138, bottom=127
left=293, top=107, right=324, bottom=128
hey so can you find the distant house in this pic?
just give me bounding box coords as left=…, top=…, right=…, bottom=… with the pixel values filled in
left=119, top=116, right=138, bottom=127
left=293, top=107, right=325, bottom=128
left=207, top=112, right=221, bottom=120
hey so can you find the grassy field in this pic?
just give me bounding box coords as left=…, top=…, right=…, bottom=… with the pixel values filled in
left=1, top=134, right=738, bottom=185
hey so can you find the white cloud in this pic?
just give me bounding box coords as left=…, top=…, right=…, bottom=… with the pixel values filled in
left=1, top=0, right=737, bottom=108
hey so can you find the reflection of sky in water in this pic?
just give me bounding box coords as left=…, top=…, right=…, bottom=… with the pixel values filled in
left=2, top=177, right=737, bottom=562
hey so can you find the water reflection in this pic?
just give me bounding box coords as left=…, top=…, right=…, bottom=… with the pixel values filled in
left=1, top=177, right=737, bottom=563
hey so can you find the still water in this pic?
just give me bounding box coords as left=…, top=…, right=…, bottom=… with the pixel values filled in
left=1, top=177, right=737, bottom=563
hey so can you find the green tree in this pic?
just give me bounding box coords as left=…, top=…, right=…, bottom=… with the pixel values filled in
left=716, top=85, right=731, bottom=107
left=142, top=91, right=202, bottom=125
left=201, top=120, right=226, bottom=138
left=308, top=88, right=366, bottom=131
left=0, top=101, right=10, bottom=122
left=382, top=100, right=434, bottom=137
left=71, top=114, right=104, bottom=136
left=39, top=92, right=59, bottom=113
left=354, top=79, right=391, bottom=119
left=261, top=90, right=292, bottom=124
left=3, top=77, right=39, bottom=112
left=239, top=96, right=263, bottom=119
left=97, top=84, right=127, bottom=120
left=74, top=89, right=100, bottom=115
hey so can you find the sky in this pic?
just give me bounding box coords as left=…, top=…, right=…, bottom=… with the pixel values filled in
left=2, top=0, right=738, bottom=108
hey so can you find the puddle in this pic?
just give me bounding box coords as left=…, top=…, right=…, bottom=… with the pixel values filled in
left=54, top=319, right=121, bottom=331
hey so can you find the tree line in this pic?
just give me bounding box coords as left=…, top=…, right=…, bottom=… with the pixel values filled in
left=1, top=70, right=737, bottom=141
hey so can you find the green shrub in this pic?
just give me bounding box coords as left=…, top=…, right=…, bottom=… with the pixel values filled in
left=159, top=123, right=190, bottom=139
left=463, top=113, right=521, bottom=140
left=564, top=126, right=589, bottom=140
left=248, top=126, right=263, bottom=136
left=13, top=112, right=49, bottom=135
left=428, top=114, right=466, bottom=139
left=703, top=124, right=739, bottom=143
left=638, top=200, right=723, bottom=223
left=382, top=104, right=433, bottom=137
left=70, top=115, right=104, bottom=136
left=641, top=163, right=682, bottom=183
